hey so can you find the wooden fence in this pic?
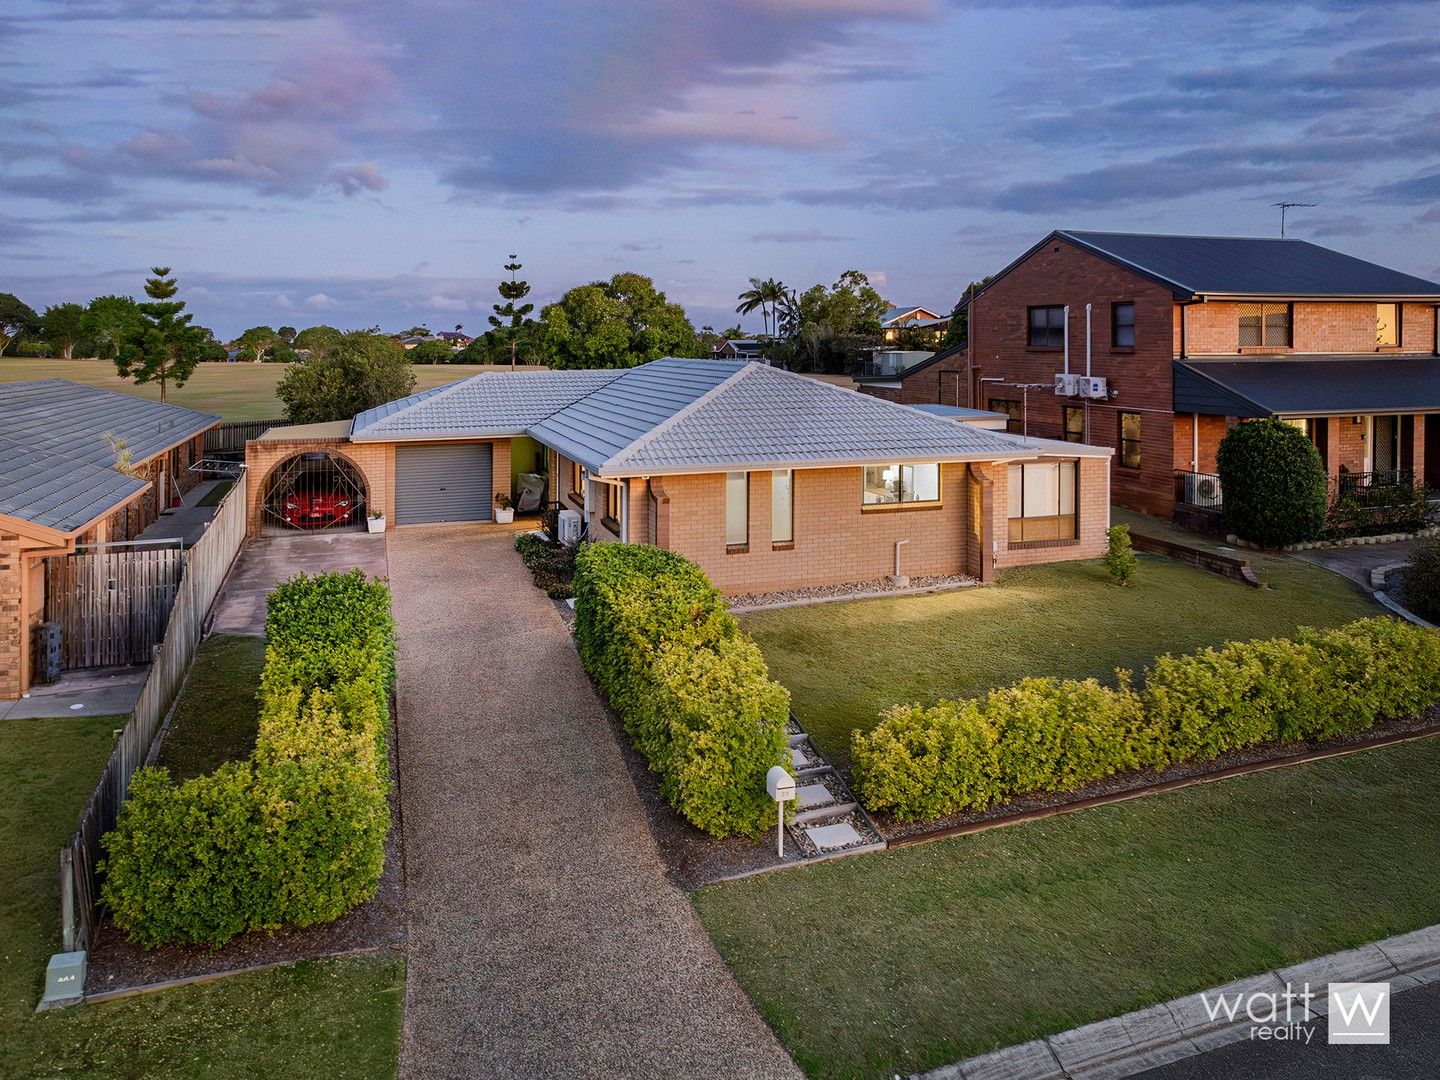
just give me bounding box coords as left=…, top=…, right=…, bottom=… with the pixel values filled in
left=45, top=547, right=185, bottom=670
left=58, top=471, right=250, bottom=954
left=204, top=418, right=284, bottom=456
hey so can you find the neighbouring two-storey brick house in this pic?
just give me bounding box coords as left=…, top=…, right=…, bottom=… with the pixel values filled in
left=862, top=230, right=1440, bottom=519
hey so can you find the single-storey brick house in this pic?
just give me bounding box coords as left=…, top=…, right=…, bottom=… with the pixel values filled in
left=861, top=230, right=1440, bottom=519
left=0, top=380, right=218, bottom=699
left=246, top=359, right=1111, bottom=594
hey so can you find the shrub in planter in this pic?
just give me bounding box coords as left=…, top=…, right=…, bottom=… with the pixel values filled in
left=1216, top=418, right=1328, bottom=546
left=101, top=570, right=393, bottom=948
left=573, top=544, right=790, bottom=838
left=1402, top=538, right=1440, bottom=622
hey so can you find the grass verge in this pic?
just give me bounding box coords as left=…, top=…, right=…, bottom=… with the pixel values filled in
left=742, top=554, right=1376, bottom=770
left=154, top=635, right=267, bottom=781
left=693, top=734, right=1440, bottom=1079
left=0, top=714, right=403, bottom=1077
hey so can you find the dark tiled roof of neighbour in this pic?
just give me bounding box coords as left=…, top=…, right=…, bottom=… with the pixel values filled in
left=1059, top=231, right=1440, bottom=299
left=1174, top=355, right=1440, bottom=417
left=0, top=379, right=219, bottom=468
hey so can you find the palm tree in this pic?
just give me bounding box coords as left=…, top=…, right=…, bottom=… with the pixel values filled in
left=774, top=287, right=799, bottom=339
left=735, top=277, right=787, bottom=338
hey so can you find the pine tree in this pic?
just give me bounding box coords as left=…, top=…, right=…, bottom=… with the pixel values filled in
left=488, top=255, right=535, bottom=370
left=114, top=268, right=211, bottom=403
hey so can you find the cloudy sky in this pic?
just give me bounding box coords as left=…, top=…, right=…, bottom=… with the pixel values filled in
left=3, top=0, right=1439, bottom=339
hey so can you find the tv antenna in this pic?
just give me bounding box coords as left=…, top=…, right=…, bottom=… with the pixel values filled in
left=1272, top=202, right=1315, bottom=239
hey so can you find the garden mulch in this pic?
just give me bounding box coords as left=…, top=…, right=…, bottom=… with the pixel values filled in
left=82, top=741, right=407, bottom=1000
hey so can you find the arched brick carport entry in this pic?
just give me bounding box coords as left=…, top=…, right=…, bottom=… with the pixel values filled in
left=244, top=427, right=391, bottom=539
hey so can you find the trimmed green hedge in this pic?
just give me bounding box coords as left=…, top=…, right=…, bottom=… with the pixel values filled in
left=101, top=571, right=394, bottom=947
left=573, top=544, right=790, bottom=838
left=853, top=618, right=1440, bottom=821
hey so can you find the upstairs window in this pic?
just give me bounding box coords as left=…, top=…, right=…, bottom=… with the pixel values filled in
left=1063, top=405, right=1086, bottom=443
left=990, top=398, right=1023, bottom=434
left=1112, top=302, right=1135, bottom=348
left=1028, top=305, right=1065, bottom=348
left=1238, top=303, right=1292, bottom=347
left=1377, top=303, right=1401, bottom=347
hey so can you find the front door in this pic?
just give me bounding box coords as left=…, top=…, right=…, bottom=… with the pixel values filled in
left=1370, top=416, right=1399, bottom=475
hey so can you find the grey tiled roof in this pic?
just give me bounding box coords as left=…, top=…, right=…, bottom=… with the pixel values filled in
left=1060, top=231, right=1440, bottom=298
left=0, top=379, right=218, bottom=468
left=599, top=362, right=1092, bottom=475
left=0, top=434, right=147, bottom=534
left=528, top=359, right=741, bottom=471
left=0, top=380, right=217, bottom=532
left=350, top=370, right=623, bottom=440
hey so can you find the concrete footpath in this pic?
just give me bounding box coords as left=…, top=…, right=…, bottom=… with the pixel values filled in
left=925, top=924, right=1440, bottom=1080
left=388, top=525, right=799, bottom=1080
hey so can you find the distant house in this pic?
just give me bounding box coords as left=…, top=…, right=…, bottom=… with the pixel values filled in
left=713, top=339, right=764, bottom=360
left=437, top=331, right=473, bottom=345
left=956, top=229, right=1440, bottom=518
left=882, top=305, right=951, bottom=346
left=0, top=381, right=218, bottom=700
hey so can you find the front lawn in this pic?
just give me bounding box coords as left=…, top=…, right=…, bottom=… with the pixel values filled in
left=694, top=734, right=1440, bottom=1079
left=742, top=553, right=1377, bottom=769
left=154, top=634, right=267, bottom=781
left=0, top=715, right=403, bottom=1077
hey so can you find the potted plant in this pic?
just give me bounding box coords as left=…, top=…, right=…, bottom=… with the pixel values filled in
left=494, top=491, right=515, bottom=525
left=367, top=509, right=386, bottom=534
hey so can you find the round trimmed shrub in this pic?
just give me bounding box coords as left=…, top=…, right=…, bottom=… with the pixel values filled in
left=1216, top=418, right=1327, bottom=546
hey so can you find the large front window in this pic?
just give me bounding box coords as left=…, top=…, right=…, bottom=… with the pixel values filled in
left=1028, top=305, right=1065, bottom=348
left=1238, top=302, right=1292, bottom=347
left=1007, top=461, right=1077, bottom=543
left=862, top=463, right=941, bottom=506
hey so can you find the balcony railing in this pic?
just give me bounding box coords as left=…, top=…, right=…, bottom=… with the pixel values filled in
left=1334, top=470, right=1413, bottom=501
left=1175, top=471, right=1223, bottom=511
left=854, top=351, right=936, bottom=380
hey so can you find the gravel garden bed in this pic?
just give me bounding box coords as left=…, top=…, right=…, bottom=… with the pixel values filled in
left=730, top=573, right=976, bottom=612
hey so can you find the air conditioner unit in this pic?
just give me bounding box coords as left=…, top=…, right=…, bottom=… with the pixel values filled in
left=1184, top=473, right=1223, bottom=505
left=1054, top=373, right=1079, bottom=396
left=1079, top=376, right=1107, bottom=399
left=557, top=508, right=582, bottom=544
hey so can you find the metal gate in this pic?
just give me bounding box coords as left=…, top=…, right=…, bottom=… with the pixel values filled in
left=394, top=443, right=493, bottom=524
left=44, top=546, right=184, bottom=670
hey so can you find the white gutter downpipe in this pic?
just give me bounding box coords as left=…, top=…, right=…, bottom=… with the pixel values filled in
left=1063, top=306, right=1070, bottom=375
left=1085, top=303, right=1092, bottom=378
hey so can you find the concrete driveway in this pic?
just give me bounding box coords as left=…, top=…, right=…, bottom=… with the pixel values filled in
left=388, top=525, right=799, bottom=1080
left=209, top=531, right=388, bottom=635
left=1293, top=539, right=1416, bottom=590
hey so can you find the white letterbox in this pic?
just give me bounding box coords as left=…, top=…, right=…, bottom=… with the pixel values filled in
left=767, top=765, right=796, bottom=803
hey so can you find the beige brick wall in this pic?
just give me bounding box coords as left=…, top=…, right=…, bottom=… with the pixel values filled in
left=992, top=456, right=1111, bottom=569
left=0, top=533, right=23, bottom=700
left=654, top=465, right=980, bottom=594
left=1183, top=301, right=1437, bottom=355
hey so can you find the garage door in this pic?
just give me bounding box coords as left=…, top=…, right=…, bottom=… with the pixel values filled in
left=394, top=443, right=493, bottom=525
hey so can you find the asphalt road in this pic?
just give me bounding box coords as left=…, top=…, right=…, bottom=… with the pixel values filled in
left=1139, top=978, right=1440, bottom=1079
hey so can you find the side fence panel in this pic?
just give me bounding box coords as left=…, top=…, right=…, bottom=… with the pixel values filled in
left=204, top=419, right=283, bottom=456
left=57, top=472, right=250, bottom=954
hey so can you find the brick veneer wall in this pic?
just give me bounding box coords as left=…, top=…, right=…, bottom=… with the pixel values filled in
left=1182, top=301, right=1438, bottom=355
left=1172, top=414, right=1232, bottom=473
left=968, top=237, right=1178, bottom=517
left=0, top=533, right=23, bottom=700
left=991, top=456, right=1112, bottom=569
left=244, top=435, right=512, bottom=536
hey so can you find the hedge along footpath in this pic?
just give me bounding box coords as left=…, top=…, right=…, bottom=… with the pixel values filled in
left=573, top=544, right=791, bottom=838
left=853, top=617, right=1440, bottom=821
left=101, top=570, right=395, bottom=948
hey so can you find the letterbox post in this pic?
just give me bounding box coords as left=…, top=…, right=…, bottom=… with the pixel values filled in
left=766, top=765, right=797, bottom=858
